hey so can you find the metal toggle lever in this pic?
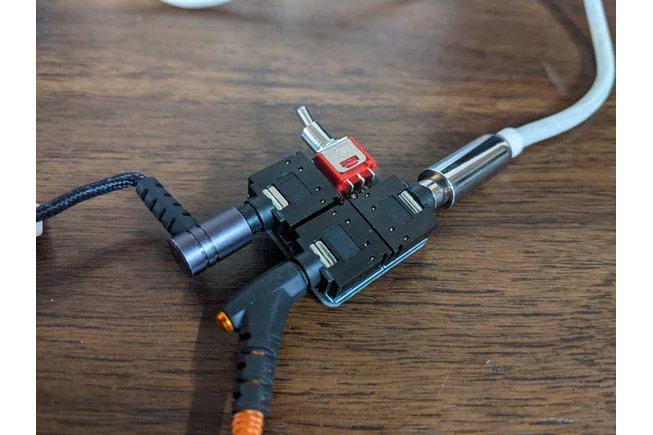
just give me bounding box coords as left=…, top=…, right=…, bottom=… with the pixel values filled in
left=296, top=106, right=335, bottom=152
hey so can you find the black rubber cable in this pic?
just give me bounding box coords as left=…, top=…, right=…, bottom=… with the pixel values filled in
left=36, top=172, right=198, bottom=237
left=36, top=172, right=145, bottom=222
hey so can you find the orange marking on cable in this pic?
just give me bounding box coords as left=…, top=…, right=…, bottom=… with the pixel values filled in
left=232, top=409, right=264, bottom=435
left=216, top=311, right=234, bottom=332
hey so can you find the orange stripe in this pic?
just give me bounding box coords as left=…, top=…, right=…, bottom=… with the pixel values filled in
left=216, top=311, right=234, bottom=332
left=232, top=409, right=264, bottom=435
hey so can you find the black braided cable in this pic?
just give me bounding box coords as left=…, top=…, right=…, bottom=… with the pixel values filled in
left=36, top=172, right=145, bottom=222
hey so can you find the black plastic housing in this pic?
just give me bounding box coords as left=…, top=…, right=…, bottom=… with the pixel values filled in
left=245, top=152, right=436, bottom=306
left=220, top=150, right=437, bottom=419
left=296, top=176, right=435, bottom=303
left=247, top=152, right=341, bottom=238
left=223, top=260, right=315, bottom=416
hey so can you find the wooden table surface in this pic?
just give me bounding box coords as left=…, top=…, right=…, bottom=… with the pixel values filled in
left=37, top=0, right=616, bottom=433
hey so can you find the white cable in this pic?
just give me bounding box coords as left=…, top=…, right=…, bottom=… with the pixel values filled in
left=161, top=0, right=613, bottom=157
left=36, top=204, right=43, bottom=237
left=499, top=0, right=615, bottom=157
left=160, top=0, right=232, bottom=8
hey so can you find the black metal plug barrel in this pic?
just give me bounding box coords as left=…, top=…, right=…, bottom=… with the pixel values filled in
left=169, top=206, right=255, bottom=276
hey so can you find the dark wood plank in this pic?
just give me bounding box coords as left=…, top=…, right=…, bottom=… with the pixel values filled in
left=37, top=0, right=615, bottom=433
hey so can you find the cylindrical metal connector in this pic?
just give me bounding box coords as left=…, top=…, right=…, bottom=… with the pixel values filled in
left=418, top=134, right=512, bottom=209
left=169, top=206, right=254, bottom=276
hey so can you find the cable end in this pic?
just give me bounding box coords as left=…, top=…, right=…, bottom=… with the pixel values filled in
left=36, top=204, right=43, bottom=237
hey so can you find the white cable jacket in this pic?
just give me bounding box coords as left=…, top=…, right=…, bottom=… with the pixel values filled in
left=501, top=0, right=615, bottom=156
left=160, top=0, right=232, bottom=8
left=162, top=0, right=613, bottom=156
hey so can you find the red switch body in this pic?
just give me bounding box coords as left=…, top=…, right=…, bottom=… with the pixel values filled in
left=313, top=136, right=377, bottom=196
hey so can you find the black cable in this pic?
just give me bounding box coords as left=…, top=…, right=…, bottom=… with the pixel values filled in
left=36, top=172, right=145, bottom=222
left=36, top=172, right=199, bottom=237
left=135, top=177, right=198, bottom=235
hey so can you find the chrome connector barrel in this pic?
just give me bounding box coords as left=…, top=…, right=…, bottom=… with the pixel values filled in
left=418, top=134, right=512, bottom=209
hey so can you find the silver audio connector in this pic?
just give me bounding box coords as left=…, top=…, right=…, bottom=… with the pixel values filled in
left=418, top=134, right=512, bottom=209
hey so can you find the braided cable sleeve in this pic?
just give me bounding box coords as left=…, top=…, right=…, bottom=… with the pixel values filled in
left=36, top=172, right=145, bottom=222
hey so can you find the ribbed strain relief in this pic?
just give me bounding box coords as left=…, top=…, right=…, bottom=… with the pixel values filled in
left=232, top=410, right=264, bottom=435
left=135, top=177, right=197, bottom=235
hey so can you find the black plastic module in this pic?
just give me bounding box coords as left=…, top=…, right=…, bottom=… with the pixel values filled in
left=128, top=107, right=447, bottom=422
left=295, top=176, right=435, bottom=305
left=246, top=152, right=341, bottom=253
left=349, top=176, right=435, bottom=257
left=245, top=153, right=436, bottom=307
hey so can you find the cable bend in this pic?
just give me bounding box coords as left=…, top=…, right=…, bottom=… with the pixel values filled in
left=500, top=0, right=615, bottom=156
left=161, top=0, right=614, bottom=157
left=159, top=0, right=232, bottom=8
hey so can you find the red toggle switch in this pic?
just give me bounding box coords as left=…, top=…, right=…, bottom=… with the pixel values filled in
left=296, top=106, right=377, bottom=197
left=313, top=136, right=376, bottom=196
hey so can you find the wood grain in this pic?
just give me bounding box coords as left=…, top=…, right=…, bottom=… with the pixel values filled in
left=37, top=0, right=615, bottom=433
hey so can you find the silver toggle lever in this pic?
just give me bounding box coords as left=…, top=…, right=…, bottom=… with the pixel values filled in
left=296, top=106, right=335, bottom=152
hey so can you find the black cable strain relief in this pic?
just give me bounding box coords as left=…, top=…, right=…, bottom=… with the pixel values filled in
left=238, top=203, right=263, bottom=234
left=407, top=182, right=436, bottom=210
left=244, top=195, right=276, bottom=230
left=293, top=251, right=323, bottom=290
left=135, top=177, right=197, bottom=236
left=224, top=261, right=309, bottom=416
left=231, top=313, right=283, bottom=417
left=231, top=348, right=277, bottom=416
